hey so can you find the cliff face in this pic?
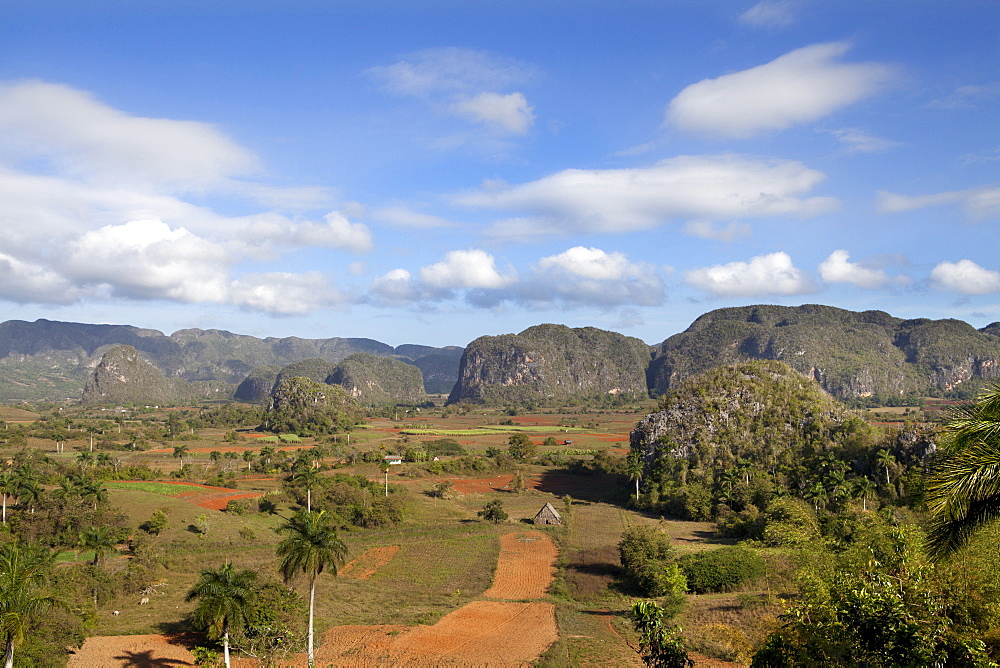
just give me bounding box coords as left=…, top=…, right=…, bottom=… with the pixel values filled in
left=448, top=324, right=651, bottom=404
left=648, top=304, right=1000, bottom=400
left=326, top=353, right=427, bottom=405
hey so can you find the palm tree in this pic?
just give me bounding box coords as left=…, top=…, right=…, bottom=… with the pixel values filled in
left=0, top=542, right=59, bottom=668
left=925, top=383, right=1000, bottom=558
left=0, top=471, right=14, bottom=524
left=242, top=449, right=255, bottom=472
left=79, top=526, right=117, bottom=566
left=874, top=449, right=896, bottom=488
left=173, top=444, right=190, bottom=468
left=854, top=476, right=877, bottom=512
left=78, top=477, right=108, bottom=510
left=186, top=562, right=258, bottom=668
left=291, top=466, right=322, bottom=513
left=276, top=509, right=347, bottom=666
left=625, top=450, right=644, bottom=500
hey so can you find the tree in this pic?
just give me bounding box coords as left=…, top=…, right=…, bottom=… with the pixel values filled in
left=626, top=450, right=644, bottom=501
left=631, top=600, right=693, bottom=668
left=79, top=526, right=117, bottom=566
left=925, top=382, right=1000, bottom=558
left=173, top=444, right=190, bottom=467
left=875, top=448, right=896, bottom=488
left=77, top=477, right=108, bottom=510
left=0, top=471, right=14, bottom=524
left=477, top=500, right=508, bottom=524
left=507, top=433, right=536, bottom=461
left=243, top=450, right=255, bottom=471
left=0, top=543, right=60, bottom=668
left=276, top=510, right=347, bottom=666
left=290, top=466, right=322, bottom=513
left=186, top=562, right=258, bottom=668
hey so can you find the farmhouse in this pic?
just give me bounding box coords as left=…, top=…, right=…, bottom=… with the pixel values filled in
left=532, top=502, right=563, bottom=526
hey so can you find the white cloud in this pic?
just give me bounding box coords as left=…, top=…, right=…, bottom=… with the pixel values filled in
left=63, top=219, right=231, bottom=302
left=685, top=251, right=818, bottom=297
left=0, top=252, right=83, bottom=304
left=529, top=247, right=664, bottom=308
left=0, top=80, right=258, bottom=190
left=667, top=43, right=894, bottom=138
left=368, top=247, right=664, bottom=311
left=229, top=272, right=344, bottom=315
left=739, top=0, right=800, bottom=28
left=458, top=155, right=837, bottom=237
left=877, top=186, right=1000, bottom=219
left=452, top=92, right=535, bottom=134
left=366, top=48, right=536, bottom=136
left=818, top=249, right=900, bottom=289
left=931, top=260, right=1000, bottom=295
left=419, top=250, right=516, bottom=290
left=0, top=80, right=371, bottom=315
left=290, top=212, right=373, bottom=253
left=538, top=247, right=637, bottom=280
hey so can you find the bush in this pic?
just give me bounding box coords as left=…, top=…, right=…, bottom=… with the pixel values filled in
left=618, top=524, right=687, bottom=610
left=478, top=500, right=508, bottom=524
left=761, top=497, right=820, bottom=547
left=677, top=546, right=766, bottom=594
left=225, top=499, right=249, bottom=515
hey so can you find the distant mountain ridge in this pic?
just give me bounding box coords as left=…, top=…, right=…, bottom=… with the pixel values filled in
left=5, top=304, right=1000, bottom=405
left=0, top=319, right=462, bottom=403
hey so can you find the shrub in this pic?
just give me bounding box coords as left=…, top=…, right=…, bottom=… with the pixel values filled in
left=677, top=545, right=766, bottom=594
left=619, top=524, right=687, bottom=610
left=478, top=500, right=508, bottom=524
left=761, top=496, right=820, bottom=547
left=225, top=499, right=249, bottom=515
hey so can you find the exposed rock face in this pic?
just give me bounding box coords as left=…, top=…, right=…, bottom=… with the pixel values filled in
left=648, top=305, right=1000, bottom=400
left=81, top=345, right=228, bottom=405
left=448, top=324, right=651, bottom=404
left=233, top=365, right=281, bottom=403
left=326, top=353, right=426, bottom=405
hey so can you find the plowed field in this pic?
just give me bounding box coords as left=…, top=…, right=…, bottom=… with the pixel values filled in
left=483, top=531, right=557, bottom=600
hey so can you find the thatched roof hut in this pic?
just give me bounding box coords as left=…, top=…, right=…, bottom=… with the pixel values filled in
left=533, top=502, right=563, bottom=526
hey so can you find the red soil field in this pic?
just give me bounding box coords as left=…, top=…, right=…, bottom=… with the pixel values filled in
left=484, top=531, right=558, bottom=600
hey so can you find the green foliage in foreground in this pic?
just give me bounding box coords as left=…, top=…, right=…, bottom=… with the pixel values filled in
left=631, top=600, right=694, bottom=668
left=752, top=516, right=998, bottom=667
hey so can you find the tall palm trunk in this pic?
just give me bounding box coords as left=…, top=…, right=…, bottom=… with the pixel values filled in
left=308, top=578, right=316, bottom=666
left=4, top=637, right=14, bottom=668
left=223, top=625, right=231, bottom=668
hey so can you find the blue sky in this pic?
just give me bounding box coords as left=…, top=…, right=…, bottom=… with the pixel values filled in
left=0, top=0, right=998, bottom=348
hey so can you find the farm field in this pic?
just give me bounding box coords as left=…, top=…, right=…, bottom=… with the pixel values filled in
left=3, top=401, right=767, bottom=666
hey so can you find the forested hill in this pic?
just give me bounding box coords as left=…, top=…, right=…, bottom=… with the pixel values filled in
left=0, top=319, right=463, bottom=403
left=648, top=304, right=1000, bottom=402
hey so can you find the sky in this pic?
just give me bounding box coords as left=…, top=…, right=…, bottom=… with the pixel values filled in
left=0, top=0, right=998, bottom=348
